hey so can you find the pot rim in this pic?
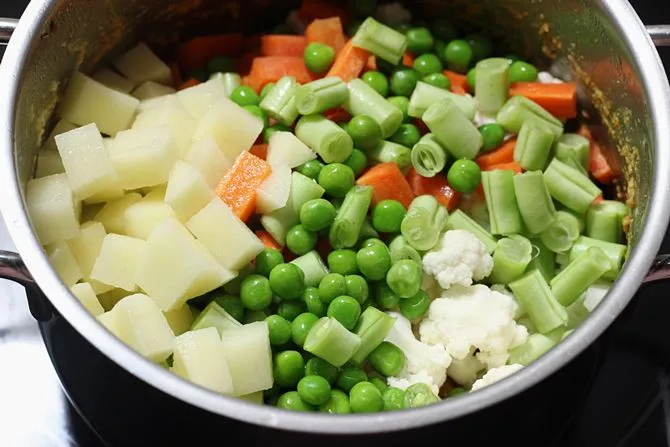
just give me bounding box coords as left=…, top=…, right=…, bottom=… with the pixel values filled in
left=1, top=0, right=669, bottom=434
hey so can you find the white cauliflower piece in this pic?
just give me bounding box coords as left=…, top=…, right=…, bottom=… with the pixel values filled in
left=419, top=284, right=528, bottom=368
left=470, top=364, right=524, bottom=391
left=384, top=312, right=451, bottom=395
left=375, top=3, right=412, bottom=26
left=447, top=353, right=485, bottom=388
left=422, top=230, right=494, bottom=290
left=491, top=284, right=525, bottom=319
left=538, top=71, right=564, bottom=84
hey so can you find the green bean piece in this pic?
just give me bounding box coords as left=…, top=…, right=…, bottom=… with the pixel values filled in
left=277, top=391, right=313, bottom=412
left=319, top=389, right=352, bottom=414
left=475, top=58, right=510, bottom=115
left=508, top=333, right=556, bottom=366
left=586, top=200, right=629, bottom=244
left=274, top=350, right=306, bottom=388
left=543, top=158, right=602, bottom=214
left=336, top=366, right=368, bottom=393
left=303, top=317, right=362, bottom=367
left=554, top=133, right=590, bottom=170
left=408, top=81, right=477, bottom=119
left=304, top=42, right=336, bottom=74
left=561, top=151, right=588, bottom=175
left=290, top=250, right=329, bottom=287
left=514, top=122, right=556, bottom=171
left=344, top=79, right=404, bottom=138
left=550, top=246, right=611, bottom=306
left=508, top=269, right=568, bottom=334
left=211, top=72, right=240, bottom=97
left=401, top=195, right=449, bottom=251
left=386, top=259, right=422, bottom=298
left=295, top=114, right=354, bottom=164
left=569, top=236, right=627, bottom=281
left=496, top=96, right=564, bottom=136
left=350, top=306, right=396, bottom=364
left=539, top=211, right=582, bottom=253
left=305, top=356, right=340, bottom=385
left=353, top=17, right=408, bottom=64
left=368, top=140, right=412, bottom=170
left=358, top=219, right=380, bottom=243
left=527, top=238, right=556, bottom=282
left=329, top=185, right=374, bottom=249
left=356, top=243, right=392, bottom=281
left=350, top=381, right=384, bottom=413
left=512, top=170, right=557, bottom=235
left=410, top=133, right=449, bottom=177
left=296, top=77, right=349, bottom=116
left=446, top=209, right=498, bottom=253
left=388, top=235, right=423, bottom=265
left=423, top=99, right=483, bottom=160
left=327, top=295, right=362, bottom=330
left=481, top=170, right=524, bottom=236
left=404, top=383, right=440, bottom=408
left=489, top=235, right=533, bottom=285
left=383, top=387, right=406, bottom=411
left=259, top=76, right=300, bottom=126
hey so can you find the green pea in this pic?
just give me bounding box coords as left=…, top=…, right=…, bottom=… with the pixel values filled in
left=466, top=67, right=476, bottom=93
left=399, top=290, right=430, bottom=321
left=347, top=115, right=383, bottom=150
left=260, top=82, right=275, bottom=100
left=318, top=163, right=355, bottom=198
left=344, top=149, right=368, bottom=177
left=406, top=27, right=434, bottom=55
left=444, top=39, right=473, bottom=73
left=386, top=259, right=422, bottom=298
left=327, top=249, right=359, bottom=275
left=277, top=391, right=313, bottom=411
left=207, top=56, right=236, bottom=74
left=349, top=381, right=384, bottom=413
left=479, top=123, right=506, bottom=152
left=390, top=68, right=420, bottom=97
left=422, top=73, right=451, bottom=90
left=274, top=350, right=305, bottom=387
left=278, top=300, right=307, bottom=322
left=188, top=68, right=208, bottom=82
left=404, top=382, right=440, bottom=408
left=213, top=295, right=245, bottom=322
left=327, top=295, right=361, bottom=330
left=356, top=243, right=392, bottom=281
left=297, top=375, right=332, bottom=406
left=466, top=33, right=493, bottom=62
left=448, top=387, right=467, bottom=397
left=263, top=124, right=290, bottom=143
left=300, top=199, right=336, bottom=232
left=344, top=274, right=369, bottom=304
left=369, top=376, right=388, bottom=394
left=318, top=273, right=347, bottom=304
left=361, top=70, right=389, bottom=97
left=371, top=199, right=406, bottom=233
left=383, top=387, right=406, bottom=411
left=305, top=357, right=340, bottom=385
left=509, top=61, right=539, bottom=83
left=359, top=238, right=386, bottom=249
left=296, top=159, right=325, bottom=180
left=230, top=86, right=260, bottom=107
left=302, top=287, right=326, bottom=317
left=244, top=309, right=268, bottom=324
left=336, top=366, right=368, bottom=393
left=269, top=263, right=305, bottom=300
left=387, top=96, right=411, bottom=123
left=291, top=312, right=320, bottom=347
left=348, top=0, right=377, bottom=18
left=266, top=315, right=293, bottom=346
left=304, top=42, right=336, bottom=74
left=319, top=389, right=351, bottom=414
left=243, top=105, right=268, bottom=129
left=255, top=248, right=284, bottom=277
left=373, top=281, right=400, bottom=310
left=240, top=274, right=273, bottom=310
left=369, top=341, right=406, bottom=377
left=431, top=19, right=457, bottom=42
left=389, top=123, right=421, bottom=148
left=413, top=53, right=443, bottom=76
left=447, top=158, right=482, bottom=193
left=286, top=224, right=318, bottom=256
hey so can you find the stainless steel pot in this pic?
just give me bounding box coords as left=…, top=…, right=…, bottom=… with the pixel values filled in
left=1, top=0, right=670, bottom=437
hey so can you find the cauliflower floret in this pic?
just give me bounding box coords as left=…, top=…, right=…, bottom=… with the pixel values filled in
left=470, top=364, right=524, bottom=391
left=384, top=312, right=451, bottom=395
left=419, top=284, right=528, bottom=368
left=422, top=230, right=494, bottom=290
left=447, top=353, right=485, bottom=388
left=538, top=71, right=563, bottom=84
left=375, top=3, right=412, bottom=26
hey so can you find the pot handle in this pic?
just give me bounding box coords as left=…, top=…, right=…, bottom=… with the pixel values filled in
left=647, top=25, right=670, bottom=46
left=0, top=18, right=18, bottom=45
left=0, top=250, right=52, bottom=321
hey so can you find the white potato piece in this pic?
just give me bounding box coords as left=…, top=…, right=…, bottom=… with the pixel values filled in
left=164, top=305, right=194, bottom=336
left=97, top=288, right=132, bottom=311
left=256, top=164, right=291, bottom=214
left=176, top=79, right=229, bottom=120
left=112, top=293, right=175, bottom=363
left=59, top=71, right=139, bottom=136
left=124, top=194, right=177, bottom=239
left=239, top=392, right=264, bottom=404
left=132, top=81, right=176, bottom=100
left=192, top=98, right=264, bottom=162
left=83, top=187, right=125, bottom=205
left=97, top=310, right=122, bottom=335
left=186, top=198, right=264, bottom=271
left=42, top=119, right=77, bottom=153
left=92, top=68, right=136, bottom=93
left=94, top=192, right=142, bottom=234
left=136, top=218, right=235, bottom=311
left=107, top=126, right=179, bottom=191
left=144, top=184, right=167, bottom=201
left=55, top=123, right=120, bottom=200
left=35, top=150, right=65, bottom=178
left=183, top=136, right=232, bottom=188
left=46, top=242, right=83, bottom=287
left=267, top=131, right=316, bottom=168
left=113, top=43, right=172, bottom=85
left=90, top=234, right=146, bottom=292
left=221, top=321, right=273, bottom=396
left=132, top=95, right=196, bottom=155
left=165, top=161, right=214, bottom=222
left=137, top=96, right=167, bottom=114
left=67, top=220, right=106, bottom=279
left=70, top=282, right=104, bottom=316
left=172, top=327, right=234, bottom=395
left=26, top=173, right=80, bottom=246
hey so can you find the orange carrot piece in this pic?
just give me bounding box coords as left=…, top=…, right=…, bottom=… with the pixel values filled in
left=256, top=231, right=281, bottom=251
left=215, top=152, right=272, bottom=222
left=577, top=125, right=618, bottom=184
left=402, top=53, right=414, bottom=67
left=366, top=55, right=377, bottom=71
left=245, top=56, right=317, bottom=92
left=450, top=85, right=468, bottom=95
left=260, top=35, right=308, bottom=58
left=444, top=70, right=469, bottom=92
left=249, top=144, right=268, bottom=160
left=482, top=161, right=523, bottom=174
left=324, top=107, right=351, bottom=123
left=298, top=0, right=349, bottom=26
left=178, top=78, right=201, bottom=90
left=356, top=163, right=415, bottom=208
left=170, top=62, right=183, bottom=89
left=406, top=168, right=461, bottom=211
left=509, top=82, right=578, bottom=118
left=178, top=33, right=244, bottom=72
left=326, top=39, right=370, bottom=83
left=592, top=194, right=604, bottom=205
left=475, top=138, right=517, bottom=170
left=305, top=17, right=346, bottom=54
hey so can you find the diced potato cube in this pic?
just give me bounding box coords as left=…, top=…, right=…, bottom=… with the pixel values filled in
left=35, top=150, right=65, bottom=178
left=192, top=98, right=264, bottom=162
left=183, top=136, right=232, bottom=188
left=172, top=327, right=234, bottom=394
left=186, top=198, right=264, bottom=271
left=143, top=184, right=168, bottom=201
left=239, top=392, right=264, bottom=404
left=42, top=119, right=77, bottom=153
left=113, top=43, right=172, bottom=85
left=67, top=220, right=106, bottom=278
left=94, top=192, right=142, bottom=234
left=92, top=68, right=136, bottom=93
left=90, top=234, right=146, bottom=292
left=124, top=193, right=176, bottom=239
left=176, top=79, right=229, bottom=120
left=137, top=96, right=166, bottom=114
left=59, top=71, right=139, bottom=136
left=70, top=282, right=104, bottom=316
left=220, top=321, right=273, bottom=396
left=132, top=95, right=196, bottom=155
left=82, top=187, right=125, bottom=205
left=97, top=310, right=122, bottom=335
left=46, top=241, right=83, bottom=286
left=164, top=305, right=194, bottom=336
left=136, top=218, right=236, bottom=311
left=26, top=173, right=81, bottom=245
left=107, top=127, right=179, bottom=191
left=89, top=279, right=114, bottom=295
left=132, top=81, right=176, bottom=100
left=112, top=293, right=175, bottom=363
left=165, top=161, right=214, bottom=222
left=55, top=123, right=120, bottom=200
left=98, top=288, right=132, bottom=311
left=256, top=164, right=291, bottom=214
left=267, top=131, right=316, bottom=168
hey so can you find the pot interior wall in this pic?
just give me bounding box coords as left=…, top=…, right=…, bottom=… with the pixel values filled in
left=14, top=0, right=650, bottom=247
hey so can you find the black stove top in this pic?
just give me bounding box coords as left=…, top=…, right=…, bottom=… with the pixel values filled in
left=1, top=2, right=670, bottom=446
